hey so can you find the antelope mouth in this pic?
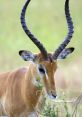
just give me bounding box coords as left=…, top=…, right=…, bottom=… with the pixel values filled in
left=48, top=93, right=57, bottom=99
left=47, top=91, right=57, bottom=99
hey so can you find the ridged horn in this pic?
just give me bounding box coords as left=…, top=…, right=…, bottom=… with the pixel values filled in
left=20, top=0, right=48, bottom=59
left=53, top=0, right=74, bottom=60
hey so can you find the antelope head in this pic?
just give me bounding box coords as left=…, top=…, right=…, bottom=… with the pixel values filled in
left=19, top=0, right=74, bottom=99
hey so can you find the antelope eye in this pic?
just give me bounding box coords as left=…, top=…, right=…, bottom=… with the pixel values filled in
left=38, top=66, right=45, bottom=74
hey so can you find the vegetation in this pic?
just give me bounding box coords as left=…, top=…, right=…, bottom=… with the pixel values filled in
left=40, top=97, right=82, bottom=117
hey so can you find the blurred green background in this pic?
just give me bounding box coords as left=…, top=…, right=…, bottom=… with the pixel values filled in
left=0, top=0, right=82, bottom=71
left=0, top=0, right=82, bottom=116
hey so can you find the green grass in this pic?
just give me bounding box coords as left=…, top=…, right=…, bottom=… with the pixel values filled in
left=39, top=96, right=82, bottom=117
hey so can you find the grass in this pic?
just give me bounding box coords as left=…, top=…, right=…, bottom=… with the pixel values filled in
left=0, top=0, right=82, bottom=116
left=40, top=97, right=74, bottom=117
left=39, top=96, right=82, bottom=117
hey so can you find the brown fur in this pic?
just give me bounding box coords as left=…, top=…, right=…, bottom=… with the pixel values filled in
left=0, top=53, right=57, bottom=117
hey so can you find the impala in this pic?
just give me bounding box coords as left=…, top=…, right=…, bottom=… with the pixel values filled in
left=0, top=0, right=74, bottom=116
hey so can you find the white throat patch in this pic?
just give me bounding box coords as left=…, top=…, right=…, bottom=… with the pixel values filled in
left=28, top=112, right=38, bottom=117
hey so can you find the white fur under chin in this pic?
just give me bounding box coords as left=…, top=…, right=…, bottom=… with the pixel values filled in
left=28, top=112, right=38, bottom=117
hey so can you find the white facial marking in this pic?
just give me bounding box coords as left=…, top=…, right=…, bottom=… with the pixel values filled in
left=37, top=65, right=44, bottom=79
left=45, top=72, right=48, bottom=80
left=37, top=64, right=48, bottom=80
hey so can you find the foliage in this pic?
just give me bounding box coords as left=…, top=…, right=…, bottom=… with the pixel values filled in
left=40, top=98, right=72, bottom=117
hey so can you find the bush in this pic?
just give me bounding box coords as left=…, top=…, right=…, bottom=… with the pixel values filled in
left=40, top=98, right=72, bottom=117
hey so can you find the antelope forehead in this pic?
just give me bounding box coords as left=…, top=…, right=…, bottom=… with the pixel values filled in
left=45, top=62, right=57, bottom=72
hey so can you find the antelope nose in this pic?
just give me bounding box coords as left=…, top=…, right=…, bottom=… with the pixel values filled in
left=52, top=93, right=57, bottom=98
left=51, top=91, right=57, bottom=99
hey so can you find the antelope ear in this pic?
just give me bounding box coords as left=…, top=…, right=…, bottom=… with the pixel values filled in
left=57, top=47, right=74, bottom=59
left=19, top=50, right=37, bottom=61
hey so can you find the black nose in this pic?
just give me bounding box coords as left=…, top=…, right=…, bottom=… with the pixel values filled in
left=51, top=91, right=57, bottom=99
left=52, top=93, right=57, bottom=98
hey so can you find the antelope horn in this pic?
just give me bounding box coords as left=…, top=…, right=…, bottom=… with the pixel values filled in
left=53, top=0, right=74, bottom=60
left=20, top=0, right=48, bottom=59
